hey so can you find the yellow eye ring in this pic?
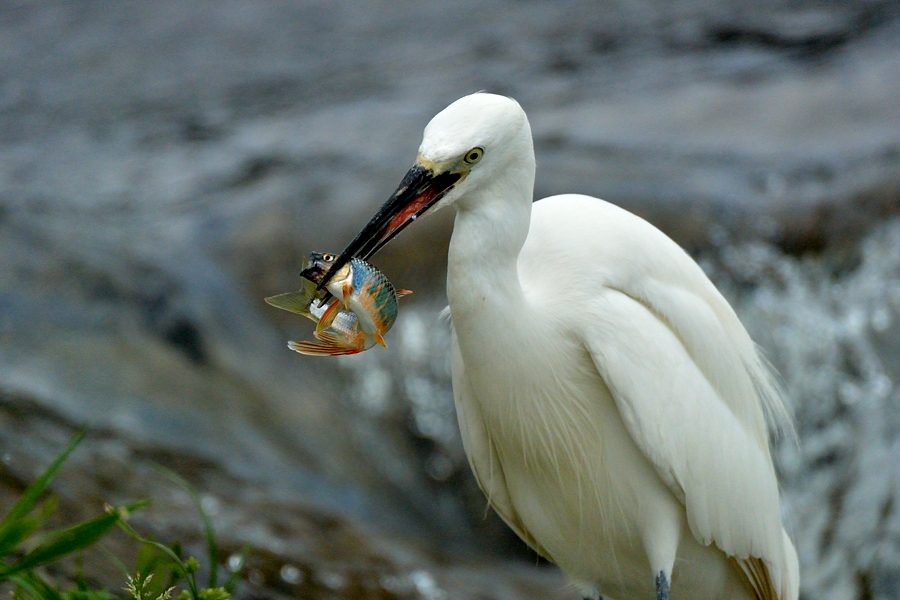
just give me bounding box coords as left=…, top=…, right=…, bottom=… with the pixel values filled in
left=463, top=147, right=484, bottom=165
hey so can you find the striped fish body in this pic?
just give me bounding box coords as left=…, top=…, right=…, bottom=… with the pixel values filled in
left=325, top=257, right=400, bottom=341
left=264, top=253, right=407, bottom=356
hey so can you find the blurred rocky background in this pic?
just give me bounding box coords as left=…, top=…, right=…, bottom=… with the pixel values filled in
left=1, top=1, right=900, bottom=598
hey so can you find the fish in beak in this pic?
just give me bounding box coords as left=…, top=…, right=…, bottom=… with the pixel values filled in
left=314, top=158, right=463, bottom=289
left=266, top=252, right=413, bottom=356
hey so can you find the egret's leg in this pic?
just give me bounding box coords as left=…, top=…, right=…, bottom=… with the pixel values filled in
left=655, top=570, right=670, bottom=600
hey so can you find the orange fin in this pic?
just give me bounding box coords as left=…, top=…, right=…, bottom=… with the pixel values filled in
left=315, top=299, right=342, bottom=335
left=315, top=330, right=366, bottom=351
left=396, top=288, right=413, bottom=298
left=287, top=340, right=361, bottom=357
left=374, top=332, right=387, bottom=348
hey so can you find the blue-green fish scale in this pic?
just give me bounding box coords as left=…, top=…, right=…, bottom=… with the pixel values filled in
left=350, top=258, right=399, bottom=330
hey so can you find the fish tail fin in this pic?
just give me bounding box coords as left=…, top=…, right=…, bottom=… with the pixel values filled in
left=265, top=279, right=320, bottom=322
left=316, top=330, right=368, bottom=350
left=287, top=339, right=362, bottom=357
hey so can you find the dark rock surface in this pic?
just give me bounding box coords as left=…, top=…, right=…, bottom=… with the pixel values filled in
left=0, top=393, right=566, bottom=599
left=2, top=1, right=900, bottom=598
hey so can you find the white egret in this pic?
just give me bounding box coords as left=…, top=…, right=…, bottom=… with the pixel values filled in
left=322, top=93, right=799, bottom=600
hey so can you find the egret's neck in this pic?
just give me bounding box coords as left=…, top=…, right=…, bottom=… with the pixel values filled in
left=447, top=156, right=534, bottom=319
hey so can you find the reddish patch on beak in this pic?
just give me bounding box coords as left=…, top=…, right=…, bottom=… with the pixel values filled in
left=315, top=164, right=460, bottom=289
left=384, top=187, right=440, bottom=240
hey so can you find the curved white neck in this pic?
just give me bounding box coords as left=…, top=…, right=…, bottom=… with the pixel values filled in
left=446, top=145, right=535, bottom=321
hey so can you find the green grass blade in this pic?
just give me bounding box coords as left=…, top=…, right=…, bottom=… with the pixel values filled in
left=0, top=514, right=118, bottom=578
left=116, top=518, right=199, bottom=600
left=0, top=430, right=86, bottom=554
left=0, top=499, right=148, bottom=580
left=9, top=571, right=65, bottom=600
left=0, top=498, right=59, bottom=558
left=0, top=518, right=41, bottom=558
left=117, top=525, right=182, bottom=569
left=99, top=543, right=130, bottom=579
left=151, top=466, right=218, bottom=588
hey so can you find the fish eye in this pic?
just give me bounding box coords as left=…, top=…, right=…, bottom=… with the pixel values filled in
left=323, top=254, right=334, bottom=261
left=463, top=147, right=484, bottom=165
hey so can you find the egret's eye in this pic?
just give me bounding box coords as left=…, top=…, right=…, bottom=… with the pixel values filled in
left=463, top=147, right=484, bottom=165
left=323, top=254, right=334, bottom=262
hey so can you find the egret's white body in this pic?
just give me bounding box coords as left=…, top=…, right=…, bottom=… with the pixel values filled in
left=332, top=93, right=799, bottom=600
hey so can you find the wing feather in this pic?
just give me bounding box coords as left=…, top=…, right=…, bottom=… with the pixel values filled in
left=511, top=194, right=796, bottom=596
left=583, top=288, right=791, bottom=599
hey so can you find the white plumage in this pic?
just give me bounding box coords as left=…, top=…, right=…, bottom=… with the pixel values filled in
left=330, top=93, right=799, bottom=600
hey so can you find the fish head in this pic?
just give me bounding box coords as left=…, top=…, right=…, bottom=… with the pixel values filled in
left=300, top=251, right=354, bottom=302
left=300, top=252, right=351, bottom=286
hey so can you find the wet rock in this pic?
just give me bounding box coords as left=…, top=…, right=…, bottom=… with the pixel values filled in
left=0, top=393, right=567, bottom=599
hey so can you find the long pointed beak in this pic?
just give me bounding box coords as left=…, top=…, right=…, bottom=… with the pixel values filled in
left=315, top=163, right=460, bottom=288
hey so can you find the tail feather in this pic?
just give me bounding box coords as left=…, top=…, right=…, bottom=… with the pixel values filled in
left=731, top=554, right=795, bottom=600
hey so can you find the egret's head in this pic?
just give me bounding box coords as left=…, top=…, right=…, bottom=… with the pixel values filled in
left=417, top=94, right=529, bottom=208
left=316, top=93, right=530, bottom=286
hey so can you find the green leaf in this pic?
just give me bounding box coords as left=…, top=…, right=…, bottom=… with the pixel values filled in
left=8, top=571, right=65, bottom=600
left=0, top=518, right=40, bottom=558
left=0, top=514, right=117, bottom=579
left=0, top=498, right=61, bottom=560
left=0, top=499, right=148, bottom=580
left=0, top=430, right=85, bottom=555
